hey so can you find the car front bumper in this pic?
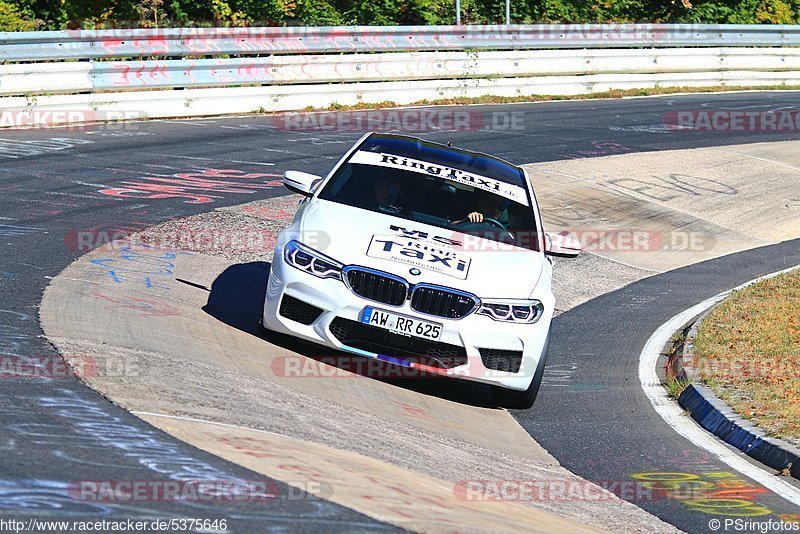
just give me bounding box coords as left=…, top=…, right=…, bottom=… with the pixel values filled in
left=262, top=254, right=553, bottom=391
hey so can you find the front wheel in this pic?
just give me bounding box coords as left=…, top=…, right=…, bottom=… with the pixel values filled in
left=259, top=314, right=279, bottom=341
left=492, top=332, right=550, bottom=409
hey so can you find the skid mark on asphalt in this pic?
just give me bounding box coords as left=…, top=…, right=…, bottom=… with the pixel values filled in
left=0, top=388, right=381, bottom=528
left=0, top=479, right=114, bottom=516
left=84, top=130, right=154, bottom=139
left=148, top=153, right=217, bottom=161
left=0, top=309, right=32, bottom=356
left=0, top=224, right=47, bottom=237
left=230, top=160, right=275, bottom=166
left=0, top=138, right=93, bottom=159
left=82, top=291, right=184, bottom=318
left=97, top=168, right=282, bottom=205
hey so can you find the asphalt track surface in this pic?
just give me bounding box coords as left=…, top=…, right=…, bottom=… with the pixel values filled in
left=515, top=239, right=800, bottom=533
left=1, top=91, right=799, bottom=531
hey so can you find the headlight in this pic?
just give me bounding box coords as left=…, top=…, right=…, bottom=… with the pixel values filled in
left=476, top=299, right=544, bottom=324
left=283, top=240, right=342, bottom=280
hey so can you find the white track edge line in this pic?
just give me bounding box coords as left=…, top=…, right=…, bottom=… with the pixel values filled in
left=639, top=263, right=800, bottom=508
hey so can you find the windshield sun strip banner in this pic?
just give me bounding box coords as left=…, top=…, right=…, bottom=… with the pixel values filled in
left=348, top=150, right=529, bottom=207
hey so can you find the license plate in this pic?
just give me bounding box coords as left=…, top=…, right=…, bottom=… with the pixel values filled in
left=360, top=307, right=442, bottom=341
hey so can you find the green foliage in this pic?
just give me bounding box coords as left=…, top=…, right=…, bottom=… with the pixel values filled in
left=290, top=0, right=342, bottom=25
left=208, top=0, right=252, bottom=26
left=336, top=0, right=394, bottom=25
left=5, top=0, right=800, bottom=29
left=0, top=0, right=36, bottom=29
left=7, top=0, right=63, bottom=29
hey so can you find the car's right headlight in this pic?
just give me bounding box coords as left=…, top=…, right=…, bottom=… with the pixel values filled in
left=476, top=299, right=544, bottom=324
left=283, top=240, right=342, bottom=280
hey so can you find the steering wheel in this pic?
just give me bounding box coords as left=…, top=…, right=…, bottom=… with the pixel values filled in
left=454, top=218, right=515, bottom=244
left=480, top=217, right=509, bottom=231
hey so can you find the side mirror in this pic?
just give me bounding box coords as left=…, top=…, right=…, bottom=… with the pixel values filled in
left=283, top=170, right=322, bottom=197
left=545, top=232, right=581, bottom=258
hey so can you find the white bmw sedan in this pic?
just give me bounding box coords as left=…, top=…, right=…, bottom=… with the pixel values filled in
left=262, top=133, right=579, bottom=408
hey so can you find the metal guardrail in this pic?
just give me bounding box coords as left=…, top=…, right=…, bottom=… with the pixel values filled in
left=1, top=24, right=800, bottom=127
left=3, top=70, right=799, bottom=125
left=3, top=48, right=800, bottom=96
left=2, top=24, right=800, bottom=62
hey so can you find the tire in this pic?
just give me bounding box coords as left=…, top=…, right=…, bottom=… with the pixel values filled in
left=492, top=331, right=550, bottom=410
left=259, top=314, right=277, bottom=339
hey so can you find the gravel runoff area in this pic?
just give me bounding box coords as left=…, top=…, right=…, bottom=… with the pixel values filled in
left=43, top=194, right=673, bottom=533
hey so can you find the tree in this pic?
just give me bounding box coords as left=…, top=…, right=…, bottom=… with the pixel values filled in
left=285, top=0, right=342, bottom=25
left=0, top=0, right=37, bottom=29
left=5, top=0, right=800, bottom=29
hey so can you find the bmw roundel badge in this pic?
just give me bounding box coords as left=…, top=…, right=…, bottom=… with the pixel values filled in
left=409, top=268, right=421, bottom=276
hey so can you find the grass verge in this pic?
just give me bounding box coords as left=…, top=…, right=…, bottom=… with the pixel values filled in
left=693, top=270, right=800, bottom=447
left=664, top=328, right=691, bottom=400
left=283, top=84, right=800, bottom=113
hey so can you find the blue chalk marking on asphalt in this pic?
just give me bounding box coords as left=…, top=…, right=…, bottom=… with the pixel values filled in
left=121, top=252, right=177, bottom=261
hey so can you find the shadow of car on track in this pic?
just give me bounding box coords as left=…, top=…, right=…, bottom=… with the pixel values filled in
left=202, top=261, right=500, bottom=409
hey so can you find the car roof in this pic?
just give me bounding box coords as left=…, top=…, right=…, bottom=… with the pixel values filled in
left=359, top=133, right=525, bottom=187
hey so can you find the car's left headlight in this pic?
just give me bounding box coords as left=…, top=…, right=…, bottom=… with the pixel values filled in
left=476, top=299, right=544, bottom=324
left=283, top=240, right=343, bottom=280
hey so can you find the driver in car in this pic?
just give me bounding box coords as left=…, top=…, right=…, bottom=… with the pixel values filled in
left=452, top=191, right=510, bottom=226
left=373, top=175, right=403, bottom=209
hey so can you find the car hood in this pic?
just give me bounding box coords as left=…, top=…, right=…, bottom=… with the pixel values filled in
left=298, top=199, right=544, bottom=299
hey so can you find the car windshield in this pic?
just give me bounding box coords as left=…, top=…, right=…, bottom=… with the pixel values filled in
left=317, top=137, right=540, bottom=251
